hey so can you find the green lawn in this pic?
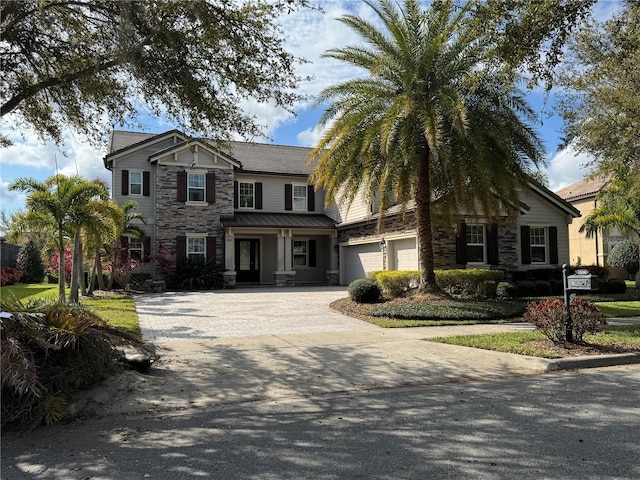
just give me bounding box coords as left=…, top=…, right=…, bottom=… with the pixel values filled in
left=0, top=283, right=140, bottom=336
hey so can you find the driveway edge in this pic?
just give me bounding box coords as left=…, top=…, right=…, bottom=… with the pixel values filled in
left=544, top=352, right=640, bottom=371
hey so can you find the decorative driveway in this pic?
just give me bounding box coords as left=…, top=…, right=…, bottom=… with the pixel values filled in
left=135, top=286, right=377, bottom=342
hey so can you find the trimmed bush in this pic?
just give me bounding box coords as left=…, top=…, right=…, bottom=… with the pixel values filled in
left=370, top=270, right=419, bottom=297
left=603, top=278, right=627, bottom=294
left=476, top=280, right=498, bottom=299
left=524, top=298, right=606, bottom=343
left=496, top=281, right=517, bottom=299
left=1, top=267, right=21, bottom=286
left=348, top=278, right=381, bottom=303
left=607, top=240, right=639, bottom=279
left=534, top=280, right=552, bottom=296
left=16, top=241, right=45, bottom=284
left=516, top=280, right=536, bottom=297
left=371, top=298, right=526, bottom=320
left=435, top=269, right=504, bottom=298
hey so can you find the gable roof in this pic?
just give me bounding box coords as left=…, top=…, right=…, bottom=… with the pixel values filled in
left=104, top=129, right=313, bottom=175
left=555, top=177, right=608, bottom=202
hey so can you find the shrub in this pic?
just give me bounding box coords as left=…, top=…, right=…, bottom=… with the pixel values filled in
left=348, top=278, right=381, bottom=303
left=496, top=281, right=517, bottom=299
left=534, top=280, right=552, bottom=296
left=371, top=298, right=526, bottom=320
left=603, top=278, right=627, bottom=294
left=524, top=298, right=606, bottom=343
left=435, top=269, right=504, bottom=298
left=16, top=240, right=45, bottom=284
left=169, top=258, right=224, bottom=290
left=370, top=270, right=419, bottom=297
left=476, top=280, right=498, bottom=299
left=0, top=295, right=153, bottom=432
left=607, top=240, right=639, bottom=279
left=1, top=267, right=22, bottom=286
left=516, top=280, right=536, bottom=297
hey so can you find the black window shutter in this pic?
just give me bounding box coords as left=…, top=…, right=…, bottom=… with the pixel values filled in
left=309, top=240, right=316, bottom=267
left=122, top=170, right=129, bottom=196
left=176, top=236, right=186, bottom=266
left=177, top=172, right=187, bottom=202
left=487, top=223, right=499, bottom=266
left=120, top=236, right=128, bottom=248
left=207, top=237, right=217, bottom=263
left=143, top=171, right=150, bottom=197
left=255, top=182, right=263, bottom=210
left=234, top=181, right=238, bottom=209
left=455, top=222, right=467, bottom=265
left=285, top=184, right=292, bottom=210
left=143, top=236, right=151, bottom=263
left=549, top=226, right=558, bottom=264
left=307, top=185, right=315, bottom=211
left=521, top=226, right=531, bottom=265
left=206, top=173, right=216, bottom=203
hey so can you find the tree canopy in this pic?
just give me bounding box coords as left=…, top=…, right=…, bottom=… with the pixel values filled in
left=309, top=0, right=544, bottom=292
left=1, top=0, right=308, bottom=145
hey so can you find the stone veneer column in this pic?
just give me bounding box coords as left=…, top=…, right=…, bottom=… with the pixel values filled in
left=274, top=229, right=296, bottom=286
left=327, top=233, right=339, bottom=285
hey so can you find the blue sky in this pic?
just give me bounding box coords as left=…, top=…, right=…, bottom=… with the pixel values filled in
left=0, top=0, right=624, bottom=221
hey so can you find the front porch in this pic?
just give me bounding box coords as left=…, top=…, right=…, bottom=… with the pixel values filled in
left=221, top=213, right=338, bottom=288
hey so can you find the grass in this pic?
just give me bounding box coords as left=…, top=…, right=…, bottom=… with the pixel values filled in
left=596, top=301, right=640, bottom=318
left=0, top=283, right=141, bottom=336
left=428, top=324, right=640, bottom=359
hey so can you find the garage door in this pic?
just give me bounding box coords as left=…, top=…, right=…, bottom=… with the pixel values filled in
left=393, top=237, right=418, bottom=271
left=342, top=243, right=383, bottom=285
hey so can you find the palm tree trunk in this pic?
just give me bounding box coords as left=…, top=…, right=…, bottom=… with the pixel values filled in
left=69, top=231, right=81, bottom=303
left=78, top=237, right=87, bottom=296
left=415, top=152, right=438, bottom=293
left=95, top=250, right=106, bottom=290
left=57, top=228, right=66, bottom=303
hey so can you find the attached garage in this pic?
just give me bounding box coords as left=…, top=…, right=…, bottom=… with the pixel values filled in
left=392, top=237, right=418, bottom=271
left=342, top=243, right=384, bottom=285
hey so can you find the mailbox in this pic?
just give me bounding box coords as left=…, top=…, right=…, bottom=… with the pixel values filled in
left=567, top=269, right=600, bottom=291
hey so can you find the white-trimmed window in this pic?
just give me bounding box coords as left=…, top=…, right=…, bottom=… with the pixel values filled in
left=187, top=237, right=206, bottom=261
left=239, top=181, right=254, bottom=209
left=129, top=171, right=143, bottom=196
left=188, top=173, right=205, bottom=202
left=128, top=237, right=143, bottom=261
left=293, top=184, right=308, bottom=211
left=292, top=240, right=308, bottom=267
left=466, top=225, right=485, bottom=263
left=530, top=227, right=547, bottom=263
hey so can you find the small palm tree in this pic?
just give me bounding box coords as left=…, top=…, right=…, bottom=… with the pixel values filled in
left=107, top=201, right=146, bottom=290
left=309, top=0, right=544, bottom=292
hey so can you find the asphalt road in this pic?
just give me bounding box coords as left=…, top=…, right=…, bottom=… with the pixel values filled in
left=2, top=365, right=639, bottom=480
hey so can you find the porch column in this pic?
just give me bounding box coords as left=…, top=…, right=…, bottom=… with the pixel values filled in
left=284, top=229, right=293, bottom=272
left=274, top=228, right=296, bottom=287
left=327, top=233, right=340, bottom=286
left=277, top=230, right=285, bottom=271
left=223, top=229, right=236, bottom=288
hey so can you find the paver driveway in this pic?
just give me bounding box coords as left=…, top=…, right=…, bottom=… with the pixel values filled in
left=136, top=286, right=377, bottom=342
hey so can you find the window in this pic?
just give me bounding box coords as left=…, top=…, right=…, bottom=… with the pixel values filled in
left=292, top=240, right=308, bottom=267
left=128, top=237, right=143, bottom=261
left=466, top=225, right=485, bottom=263
left=188, top=173, right=205, bottom=202
left=293, top=184, right=308, bottom=211
left=187, top=237, right=206, bottom=261
left=530, top=227, right=547, bottom=263
left=129, top=171, right=142, bottom=195
left=239, top=182, right=254, bottom=209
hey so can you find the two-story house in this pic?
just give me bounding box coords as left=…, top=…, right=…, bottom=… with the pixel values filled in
left=104, top=129, right=580, bottom=287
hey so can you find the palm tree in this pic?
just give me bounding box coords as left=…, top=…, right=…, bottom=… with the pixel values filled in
left=107, top=200, right=146, bottom=291
left=309, top=0, right=544, bottom=292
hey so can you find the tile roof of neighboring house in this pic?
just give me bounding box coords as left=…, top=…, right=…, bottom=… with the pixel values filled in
left=106, top=130, right=314, bottom=175
left=555, top=177, right=608, bottom=201
left=221, top=212, right=336, bottom=229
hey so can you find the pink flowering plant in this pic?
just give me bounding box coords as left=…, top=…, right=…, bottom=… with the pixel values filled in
left=524, top=298, right=607, bottom=344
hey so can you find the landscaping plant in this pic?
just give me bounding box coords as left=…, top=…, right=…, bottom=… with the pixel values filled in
left=16, top=240, right=45, bottom=284
left=348, top=278, right=382, bottom=304
left=524, top=298, right=606, bottom=344
left=169, top=258, right=224, bottom=290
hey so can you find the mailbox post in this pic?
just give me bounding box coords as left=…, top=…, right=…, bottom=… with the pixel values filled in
left=563, top=264, right=601, bottom=342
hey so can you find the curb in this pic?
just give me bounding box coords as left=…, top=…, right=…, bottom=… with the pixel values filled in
left=545, top=352, right=640, bottom=371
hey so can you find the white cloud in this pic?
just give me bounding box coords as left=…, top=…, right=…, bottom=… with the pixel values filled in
left=297, top=122, right=328, bottom=147
left=545, top=143, right=596, bottom=191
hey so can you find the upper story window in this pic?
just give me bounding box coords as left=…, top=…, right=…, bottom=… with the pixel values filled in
left=466, top=225, right=485, bottom=263
left=188, top=173, right=205, bottom=202
left=530, top=227, right=547, bottom=263
left=239, top=181, right=254, bottom=209
left=293, top=184, right=308, bottom=211
left=187, top=237, right=206, bottom=261
left=129, top=171, right=143, bottom=195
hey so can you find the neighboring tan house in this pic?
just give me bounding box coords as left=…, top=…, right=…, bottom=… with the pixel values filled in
left=556, top=177, right=629, bottom=277
left=104, top=129, right=580, bottom=287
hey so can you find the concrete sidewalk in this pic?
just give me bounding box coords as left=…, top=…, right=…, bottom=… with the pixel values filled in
left=68, top=288, right=640, bottom=420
